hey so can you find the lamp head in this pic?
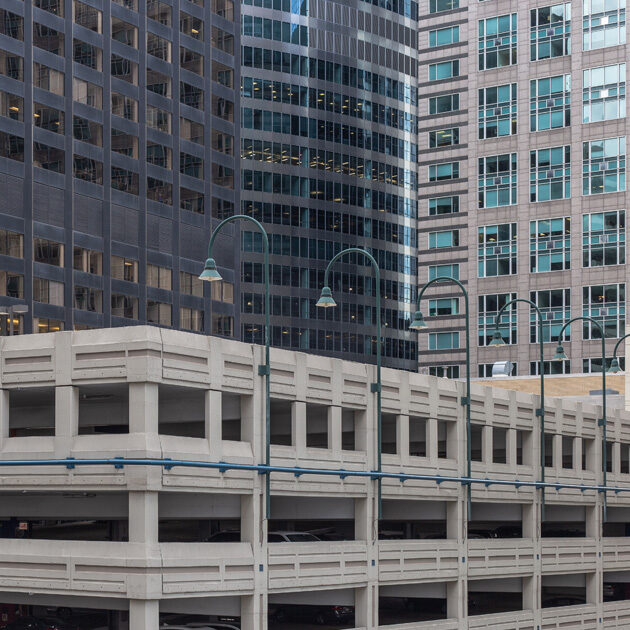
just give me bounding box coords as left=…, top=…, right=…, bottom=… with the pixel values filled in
left=489, top=330, right=506, bottom=347
left=608, top=357, right=622, bottom=374
left=199, top=257, right=222, bottom=282
left=553, top=344, right=568, bottom=361
left=316, top=286, right=337, bottom=308
left=11, top=304, right=28, bottom=314
left=409, top=310, right=427, bottom=331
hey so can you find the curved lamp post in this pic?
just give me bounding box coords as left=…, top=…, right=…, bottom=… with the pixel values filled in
left=608, top=333, right=630, bottom=373
left=316, top=248, right=383, bottom=518
left=553, top=317, right=608, bottom=520
left=492, top=298, right=547, bottom=518
left=200, top=215, right=272, bottom=518
left=410, top=276, right=472, bottom=519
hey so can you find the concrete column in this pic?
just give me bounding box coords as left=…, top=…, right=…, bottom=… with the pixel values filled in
left=292, top=401, right=306, bottom=454
left=553, top=434, right=562, bottom=471
left=129, top=491, right=158, bottom=544
left=427, top=418, right=438, bottom=461
left=447, top=498, right=463, bottom=541
left=586, top=571, right=598, bottom=603
left=585, top=504, right=598, bottom=538
left=354, top=496, right=371, bottom=541
left=447, top=579, right=463, bottom=620
left=574, top=436, right=582, bottom=472
left=55, top=385, right=79, bottom=456
left=482, top=425, right=492, bottom=464
left=355, top=584, right=376, bottom=629
left=206, top=389, right=222, bottom=459
left=241, top=593, right=267, bottom=630
left=507, top=427, right=517, bottom=466
left=0, top=389, right=9, bottom=448
left=612, top=441, right=621, bottom=474
left=397, top=414, right=409, bottom=462
left=329, top=405, right=342, bottom=455
left=129, top=382, right=159, bottom=433
left=129, top=599, right=159, bottom=630
left=241, top=492, right=263, bottom=546
left=522, top=575, right=536, bottom=611
left=522, top=502, right=535, bottom=539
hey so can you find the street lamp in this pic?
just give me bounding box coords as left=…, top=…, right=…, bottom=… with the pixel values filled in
left=0, top=303, right=28, bottom=336
left=493, top=298, right=547, bottom=517
left=200, top=215, right=272, bottom=518
left=317, top=248, right=383, bottom=517
left=607, top=333, right=630, bottom=373
left=412, top=276, right=472, bottom=518
left=554, top=317, right=608, bottom=520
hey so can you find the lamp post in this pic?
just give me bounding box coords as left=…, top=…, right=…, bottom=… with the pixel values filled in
left=200, top=215, right=271, bottom=518
left=0, top=303, right=28, bottom=336
left=410, top=276, right=472, bottom=519
left=492, top=298, right=547, bottom=518
left=608, top=333, right=630, bottom=373
left=553, top=317, right=608, bottom=520
left=316, top=248, right=383, bottom=518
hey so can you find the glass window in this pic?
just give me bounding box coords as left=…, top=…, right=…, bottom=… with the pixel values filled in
left=73, top=156, right=103, bottom=184
left=479, top=83, right=517, bottom=139
left=212, top=130, right=233, bottom=154
left=429, top=0, right=458, bottom=13
left=73, top=247, right=102, bottom=274
left=429, top=196, right=459, bottom=215
left=72, top=116, right=101, bottom=145
left=73, top=77, right=102, bottom=108
left=429, top=26, right=459, bottom=46
left=33, top=142, right=64, bottom=172
left=211, top=26, right=234, bottom=54
left=429, top=298, right=459, bottom=316
left=147, top=69, right=171, bottom=98
left=530, top=289, right=571, bottom=342
left=582, top=210, right=625, bottom=267
left=111, top=128, right=138, bottom=157
left=529, top=217, right=571, bottom=272
left=147, top=0, right=171, bottom=25
left=211, top=0, right=234, bottom=20
left=583, top=63, right=626, bottom=123
left=428, top=264, right=459, bottom=280
left=181, top=82, right=204, bottom=110
left=212, top=62, right=233, bottom=88
left=180, top=271, right=204, bottom=297
left=73, top=39, right=102, bottom=70
left=74, top=0, right=101, bottom=31
left=429, top=366, right=461, bottom=378
left=479, top=293, right=517, bottom=346
left=33, top=23, right=64, bottom=55
left=429, top=162, right=459, bottom=181
left=180, top=152, right=203, bottom=178
left=147, top=300, right=172, bottom=326
left=212, top=94, right=233, bottom=120
left=180, top=307, right=204, bottom=332
left=0, top=229, right=23, bottom=258
left=478, top=223, right=517, bottom=277
left=531, top=3, right=571, bottom=60
left=34, top=103, right=64, bottom=133
left=111, top=54, right=137, bottom=84
left=429, top=230, right=459, bottom=249
left=34, top=237, right=64, bottom=266
left=147, top=177, right=172, bottom=205
left=530, top=146, right=571, bottom=202
left=111, top=294, right=138, bottom=319
left=146, top=141, right=171, bottom=168
left=147, top=33, right=171, bottom=61
left=583, top=283, right=625, bottom=339
left=180, top=47, right=203, bottom=75
left=33, top=278, right=64, bottom=305
left=428, top=60, right=459, bottom=81
left=35, top=0, right=64, bottom=17
left=111, top=17, right=137, bottom=46
left=111, top=256, right=138, bottom=282
left=146, top=264, right=172, bottom=290
left=530, top=74, right=571, bottom=131
left=111, top=166, right=139, bottom=195
left=478, top=14, right=517, bottom=70
left=429, top=332, right=460, bottom=350
left=181, top=187, right=204, bottom=213
left=0, top=51, right=23, bottom=82
left=74, top=286, right=102, bottom=312
left=429, top=128, right=459, bottom=148
left=180, top=12, right=203, bottom=39
left=111, top=93, right=138, bottom=121
left=583, top=0, right=625, bottom=50
left=583, top=136, right=626, bottom=195
left=33, top=63, right=64, bottom=95
left=478, top=153, right=517, bottom=208
left=429, top=93, right=460, bottom=115
left=147, top=105, right=171, bottom=133
left=0, top=10, right=24, bottom=40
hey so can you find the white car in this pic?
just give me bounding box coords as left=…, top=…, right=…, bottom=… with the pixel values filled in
left=268, top=531, right=320, bottom=542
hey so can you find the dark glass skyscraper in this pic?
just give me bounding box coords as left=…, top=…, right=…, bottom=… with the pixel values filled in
left=0, top=0, right=239, bottom=334
left=239, top=0, right=419, bottom=370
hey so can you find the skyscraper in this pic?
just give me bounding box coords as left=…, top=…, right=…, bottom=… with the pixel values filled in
left=239, top=0, right=420, bottom=370
left=417, top=0, right=628, bottom=378
left=0, top=0, right=239, bottom=335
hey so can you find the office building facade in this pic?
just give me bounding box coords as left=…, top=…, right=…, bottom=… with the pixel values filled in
left=417, top=0, right=629, bottom=378
left=0, top=0, right=239, bottom=335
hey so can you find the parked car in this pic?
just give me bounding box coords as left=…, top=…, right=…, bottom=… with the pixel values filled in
left=269, top=604, right=353, bottom=625
left=267, top=531, right=320, bottom=543
left=3, top=618, right=77, bottom=630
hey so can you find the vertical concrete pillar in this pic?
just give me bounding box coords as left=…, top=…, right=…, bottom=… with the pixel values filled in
left=129, top=491, right=158, bottom=544
left=0, top=389, right=9, bottom=449
left=586, top=571, right=598, bottom=603
left=447, top=579, right=463, bottom=620
left=292, top=401, right=306, bottom=454
left=241, top=593, right=267, bottom=630
left=427, top=417, right=438, bottom=461
left=129, top=599, right=159, bottom=629
left=522, top=575, right=536, bottom=610
left=507, top=427, right=517, bottom=466
left=329, top=405, right=342, bottom=455
left=612, top=441, right=621, bottom=474
left=354, top=496, right=371, bottom=541
left=55, top=385, right=79, bottom=456
left=553, top=434, right=562, bottom=471
left=482, top=425, right=492, bottom=464
left=585, top=504, right=598, bottom=538
left=522, top=502, right=535, bottom=539
left=397, top=414, right=409, bottom=462
left=129, top=382, right=159, bottom=433
left=574, top=436, right=582, bottom=472
left=355, top=584, right=376, bottom=629
left=206, top=389, right=222, bottom=460
left=447, top=499, right=463, bottom=540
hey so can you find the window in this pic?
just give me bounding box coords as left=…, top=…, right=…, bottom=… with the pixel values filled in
left=73, top=78, right=102, bottom=108
left=479, top=293, right=517, bottom=346
left=479, top=83, right=517, bottom=139
left=180, top=47, right=203, bottom=75
left=429, top=230, right=459, bottom=249
left=73, top=247, right=102, bottom=274
left=35, top=0, right=64, bottom=16
left=430, top=26, right=459, bottom=46
left=111, top=256, right=138, bottom=282
left=111, top=167, right=139, bottom=195
left=429, top=162, right=459, bottom=181
left=0, top=230, right=23, bottom=258
left=583, top=210, right=625, bottom=267
left=583, top=63, right=626, bottom=123
left=73, top=39, right=101, bottom=69
left=180, top=118, right=204, bottom=144
left=181, top=82, right=203, bottom=110
left=74, top=0, right=101, bottom=31
left=429, top=196, right=459, bottom=215
left=0, top=51, right=23, bottom=81
left=0, top=271, right=23, bottom=298
left=180, top=307, right=204, bottom=332
left=212, top=130, right=233, bottom=154
left=211, top=280, right=234, bottom=303
left=531, top=4, right=571, bottom=60
left=180, top=271, right=204, bottom=297
left=111, top=17, right=137, bottom=47
left=428, top=264, right=459, bottom=280
left=478, top=153, right=517, bottom=208
left=111, top=294, right=138, bottom=319
left=429, top=60, right=459, bottom=81
left=147, top=33, right=171, bottom=61
left=531, top=360, right=570, bottom=375
left=73, top=156, right=103, bottom=184
left=147, top=105, right=171, bottom=133
left=180, top=152, right=203, bottom=178
left=583, top=136, right=626, bottom=195
left=111, top=129, right=138, bottom=157
left=33, top=142, right=64, bottom=173
left=530, top=217, right=571, bottom=272
left=146, top=141, right=172, bottom=168
left=478, top=14, right=517, bottom=70
left=429, top=0, right=458, bottom=12
left=147, top=300, right=172, bottom=326
left=429, top=366, right=460, bottom=378
left=212, top=314, right=233, bottom=336
left=33, top=63, right=64, bottom=95
left=147, top=0, right=171, bottom=25
left=479, top=363, right=517, bottom=377
left=212, top=94, right=233, bottom=120
left=34, top=237, right=64, bottom=266
left=429, top=93, right=460, bottom=114
left=34, top=103, right=64, bottom=134
left=583, top=284, right=625, bottom=339
left=530, top=146, right=571, bottom=202
left=583, top=0, right=625, bottom=50
left=429, top=298, right=459, bottom=316
left=212, top=163, right=234, bottom=188
left=147, top=177, right=172, bottom=205
left=0, top=131, right=24, bottom=162
left=73, top=116, right=102, bottom=146
left=583, top=357, right=622, bottom=373
left=34, top=318, right=64, bottom=333
left=33, top=278, right=64, bottom=305
left=429, top=332, right=460, bottom=350
left=180, top=12, right=203, bottom=39
left=146, top=264, right=172, bottom=290
left=429, top=128, right=459, bottom=148
left=0, top=10, right=23, bottom=40
left=212, top=0, right=234, bottom=20
left=112, top=93, right=138, bottom=121
left=530, top=289, right=571, bottom=342
left=212, top=62, right=233, bottom=88
left=147, top=69, right=171, bottom=97
left=33, top=23, right=64, bottom=55
left=530, top=75, right=571, bottom=131
left=111, top=54, right=137, bottom=84
left=478, top=223, right=517, bottom=277
left=74, top=286, right=102, bottom=312
left=181, top=188, right=204, bottom=213
left=211, top=26, right=234, bottom=54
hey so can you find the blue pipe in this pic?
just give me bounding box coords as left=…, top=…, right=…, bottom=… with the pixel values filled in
left=0, top=457, right=625, bottom=494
